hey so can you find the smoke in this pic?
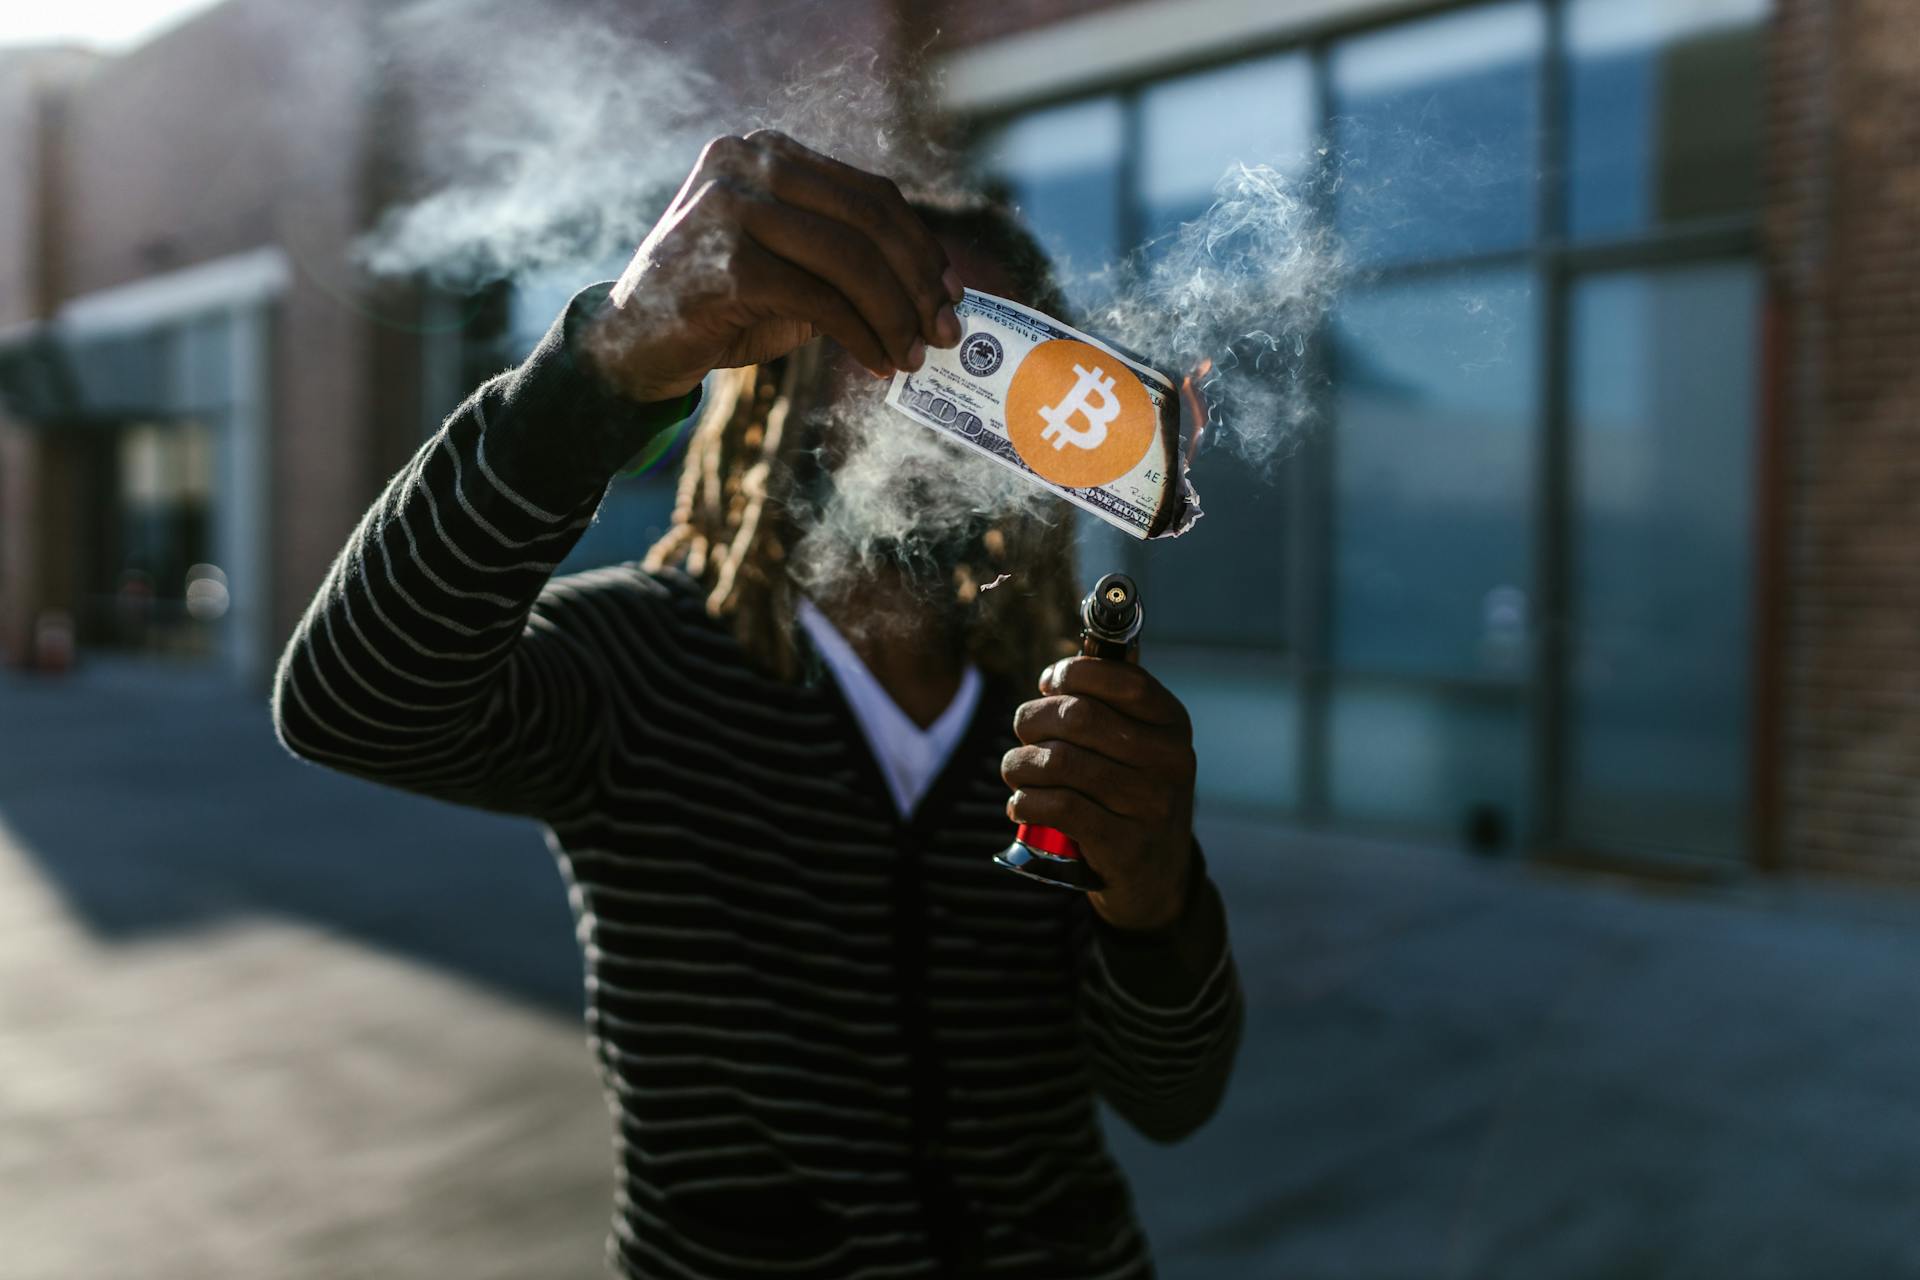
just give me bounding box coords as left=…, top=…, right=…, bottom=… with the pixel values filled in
left=1094, top=159, right=1344, bottom=475
left=770, top=155, right=1349, bottom=611
left=352, top=3, right=1363, bottom=602
left=356, top=0, right=952, bottom=283
left=785, top=379, right=1062, bottom=617
left=357, top=3, right=722, bottom=281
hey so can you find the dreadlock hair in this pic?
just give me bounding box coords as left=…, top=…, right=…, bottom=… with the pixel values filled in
left=643, top=193, right=1081, bottom=685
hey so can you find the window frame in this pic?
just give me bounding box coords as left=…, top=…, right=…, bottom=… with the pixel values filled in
left=970, top=0, right=1767, bottom=858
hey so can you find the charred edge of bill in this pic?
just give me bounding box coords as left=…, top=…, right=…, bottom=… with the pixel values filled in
left=1145, top=388, right=1183, bottom=539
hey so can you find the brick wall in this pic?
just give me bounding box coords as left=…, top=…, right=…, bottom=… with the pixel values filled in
left=0, top=53, right=48, bottom=330
left=1770, top=0, right=1920, bottom=877
left=0, top=54, right=46, bottom=663
left=0, top=49, right=97, bottom=665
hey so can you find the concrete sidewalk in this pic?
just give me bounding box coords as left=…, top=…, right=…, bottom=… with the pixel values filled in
left=4, top=660, right=1920, bottom=1278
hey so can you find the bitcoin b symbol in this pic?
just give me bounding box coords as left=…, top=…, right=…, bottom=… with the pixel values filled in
left=1005, top=338, right=1160, bottom=488
left=1037, top=363, right=1120, bottom=452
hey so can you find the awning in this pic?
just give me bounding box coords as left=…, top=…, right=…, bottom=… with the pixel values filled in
left=0, top=322, right=173, bottom=429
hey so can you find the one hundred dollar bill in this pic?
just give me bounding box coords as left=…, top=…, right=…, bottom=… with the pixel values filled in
left=885, top=290, right=1201, bottom=540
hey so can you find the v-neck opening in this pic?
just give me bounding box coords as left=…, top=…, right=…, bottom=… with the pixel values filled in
left=797, top=601, right=987, bottom=825
left=898, top=674, right=1007, bottom=837
left=800, top=623, right=1005, bottom=837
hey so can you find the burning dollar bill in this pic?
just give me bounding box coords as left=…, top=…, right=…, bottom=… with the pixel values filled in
left=885, top=290, right=1201, bottom=540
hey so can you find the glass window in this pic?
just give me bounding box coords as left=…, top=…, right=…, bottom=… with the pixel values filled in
left=1156, top=650, right=1301, bottom=813
left=1132, top=53, right=1310, bottom=647
left=1141, top=454, right=1291, bottom=646
left=1566, top=261, right=1758, bottom=860
left=1566, top=0, right=1768, bottom=240
left=1137, top=52, right=1315, bottom=243
left=980, top=96, right=1126, bottom=313
left=1330, top=1, right=1545, bottom=265
left=1330, top=680, right=1528, bottom=837
left=1330, top=270, right=1538, bottom=679
left=113, top=419, right=218, bottom=650
left=177, top=315, right=233, bottom=413
left=70, top=330, right=167, bottom=418
left=556, top=471, right=679, bottom=575
left=969, top=3, right=1764, bottom=854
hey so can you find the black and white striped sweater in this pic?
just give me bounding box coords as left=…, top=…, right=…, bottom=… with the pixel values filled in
left=273, top=286, right=1244, bottom=1280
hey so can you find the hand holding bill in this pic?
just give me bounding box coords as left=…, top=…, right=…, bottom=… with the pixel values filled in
left=583, top=130, right=963, bottom=405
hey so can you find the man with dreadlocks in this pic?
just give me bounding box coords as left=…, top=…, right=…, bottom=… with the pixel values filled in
left=275, top=132, right=1242, bottom=1279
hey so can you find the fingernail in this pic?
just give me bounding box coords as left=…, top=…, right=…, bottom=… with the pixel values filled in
left=906, top=339, right=926, bottom=371
left=942, top=267, right=965, bottom=302
left=935, top=303, right=961, bottom=347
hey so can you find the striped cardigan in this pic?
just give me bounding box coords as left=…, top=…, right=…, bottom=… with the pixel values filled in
left=272, top=285, right=1244, bottom=1279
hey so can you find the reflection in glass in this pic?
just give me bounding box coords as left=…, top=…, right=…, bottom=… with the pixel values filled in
left=1567, top=0, right=1767, bottom=240
left=1138, top=449, right=1290, bottom=646
left=112, top=418, right=217, bottom=652
left=180, top=315, right=233, bottom=411
left=1330, top=1, right=1544, bottom=264
left=1138, top=52, right=1315, bottom=243
left=980, top=97, right=1126, bottom=313
left=1331, top=271, right=1538, bottom=678
left=1330, top=680, right=1527, bottom=836
left=1567, top=263, right=1758, bottom=860
left=1130, top=56, right=1313, bottom=648
left=1156, top=650, right=1300, bottom=813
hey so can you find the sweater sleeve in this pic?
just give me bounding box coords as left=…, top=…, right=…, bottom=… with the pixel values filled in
left=1076, top=845, right=1245, bottom=1143
left=271, top=282, right=696, bottom=822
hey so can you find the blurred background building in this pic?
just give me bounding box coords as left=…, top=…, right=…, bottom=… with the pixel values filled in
left=0, top=0, right=1911, bottom=885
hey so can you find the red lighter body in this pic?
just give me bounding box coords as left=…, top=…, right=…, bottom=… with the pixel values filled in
left=994, top=573, right=1142, bottom=893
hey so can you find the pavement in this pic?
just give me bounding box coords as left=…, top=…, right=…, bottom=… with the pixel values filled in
left=3, top=658, right=1920, bottom=1279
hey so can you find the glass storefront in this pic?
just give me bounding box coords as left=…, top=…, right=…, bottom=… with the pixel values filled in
left=980, top=0, right=1769, bottom=865
left=58, top=312, right=244, bottom=661
left=1330, top=1, right=1545, bottom=265
left=1328, top=271, right=1538, bottom=837
left=1565, top=0, right=1769, bottom=239
left=1566, top=262, right=1759, bottom=860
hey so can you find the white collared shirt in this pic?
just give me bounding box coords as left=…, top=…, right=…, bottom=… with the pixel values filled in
left=796, top=599, right=982, bottom=819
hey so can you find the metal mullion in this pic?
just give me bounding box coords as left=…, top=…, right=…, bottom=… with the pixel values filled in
left=1557, top=220, right=1760, bottom=273
left=1531, top=0, right=1572, bottom=853
left=1294, top=36, right=1338, bottom=825
left=1331, top=667, right=1532, bottom=698
left=1355, top=245, right=1537, bottom=285
left=958, top=0, right=1501, bottom=126
left=1113, top=85, right=1148, bottom=593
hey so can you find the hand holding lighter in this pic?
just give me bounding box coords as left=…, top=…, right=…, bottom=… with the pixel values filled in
left=994, top=573, right=1143, bottom=892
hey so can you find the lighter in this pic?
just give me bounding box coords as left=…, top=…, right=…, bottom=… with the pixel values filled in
left=993, top=572, right=1143, bottom=892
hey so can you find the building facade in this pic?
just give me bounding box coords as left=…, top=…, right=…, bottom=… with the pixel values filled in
left=0, top=0, right=1914, bottom=881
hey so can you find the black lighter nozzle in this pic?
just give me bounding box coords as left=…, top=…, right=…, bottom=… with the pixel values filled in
left=1082, top=572, right=1142, bottom=646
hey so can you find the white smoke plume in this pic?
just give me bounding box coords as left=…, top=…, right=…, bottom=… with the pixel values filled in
left=358, top=2, right=722, bottom=280
left=356, top=0, right=950, bottom=283
left=1095, top=160, right=1345, bottom=475
left=785, top=380, right=1065, bottom=613
left=352, top=3, right=1356, bottom=593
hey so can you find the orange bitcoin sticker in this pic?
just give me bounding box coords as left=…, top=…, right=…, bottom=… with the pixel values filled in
left=1004, top=339, right=1158, bottom=489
